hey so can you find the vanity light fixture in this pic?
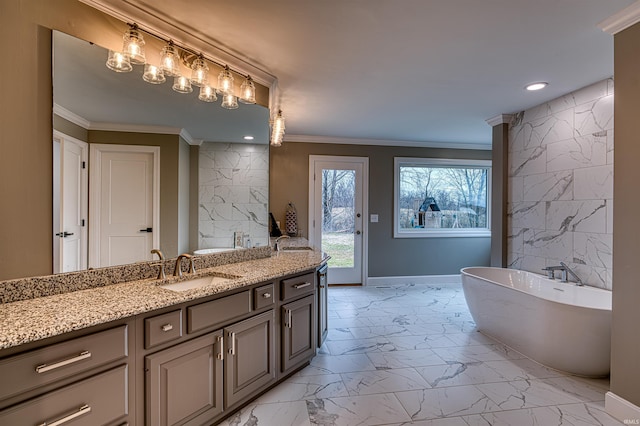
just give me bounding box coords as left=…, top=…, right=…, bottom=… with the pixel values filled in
left=198, top=85, right=217, bottom=102
left=160, top=41, right=181, bottom=77
left=221, top=93, right=239, bottom=109
left=239, top=75, right=256, bottom=104
left=106, top=50, right=132, bottom=72
left=525, top=82, right=548, bottom=91
left=190, top=54, right=209, bottom=87
left=270, top=110, right=285, bottom=147
left=217, top=65, right=234, bottom=95
left=122, top=24, right=146, bottom=65
left=143, top=64, right=166, bottom=84
left=172, top=75, right=193, bottom=93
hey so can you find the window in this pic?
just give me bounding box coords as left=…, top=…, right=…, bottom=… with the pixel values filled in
left=394, top=157, right=491, bottom=238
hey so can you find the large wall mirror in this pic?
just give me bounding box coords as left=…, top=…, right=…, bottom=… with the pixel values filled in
left=50, top=30, right=270, bottom=276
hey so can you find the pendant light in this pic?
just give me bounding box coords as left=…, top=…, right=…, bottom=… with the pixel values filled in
left=160, top=41, right=181, bottom=77
left=198, top=85, right=217, bottom=102
left=221, top=93, right=239, bottom=109
left=106, top=50, right=132, bottom=72
left=217, top=65, right=234, bottom=95
left=190, top=54, right=209, bottom=87
left=172, top=75, right=193, bottom=93
left=270, top=110, right=285, bottom=146
left=122, top=24, right=146, bottom=65
left=239, top=75, right=256, bottom=104
left=143, top=64, right=166, bottom=84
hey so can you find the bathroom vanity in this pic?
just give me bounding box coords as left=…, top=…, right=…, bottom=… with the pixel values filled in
left=0, top=249, right=327, bottom=425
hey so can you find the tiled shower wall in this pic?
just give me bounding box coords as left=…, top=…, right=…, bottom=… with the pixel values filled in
left=507, top=79, right=614, bottom=289
left=199, top=143, right=269, bottom=249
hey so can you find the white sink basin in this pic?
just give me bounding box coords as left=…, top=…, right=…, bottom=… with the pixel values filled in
left=279, top=247, right=314, bottom=252
left=159, top=274, right=240, bottom=292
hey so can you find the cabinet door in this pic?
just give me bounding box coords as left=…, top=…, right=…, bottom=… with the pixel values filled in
left=318, top=266, right=329, bottom=347
left=224, top=310, right=276, bottom=408
left=282, top=294, right=316, bottom=374
left=145, top=331, right=223, bottom=426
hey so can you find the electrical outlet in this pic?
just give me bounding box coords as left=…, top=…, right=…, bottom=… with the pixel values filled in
left=370, top=214, right=379, bottom=223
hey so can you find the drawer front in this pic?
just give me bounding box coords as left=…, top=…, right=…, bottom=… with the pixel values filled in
left=254, top=283, right=275, bottom=310
left=145, top=310, right=183, bottom=349
left=0, top=365, right=128, bottom=425
left=281, top=272, right=316, bottom=302
left=188, top=291, right=251, bottom=334
left=0, top=325, right=127, bottom=402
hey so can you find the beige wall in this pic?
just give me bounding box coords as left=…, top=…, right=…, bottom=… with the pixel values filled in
left=53, top=115, right=88, bottom=142
left=270, top=142, right=492, bottom=277
left=611, top=22, right=640, bottom=408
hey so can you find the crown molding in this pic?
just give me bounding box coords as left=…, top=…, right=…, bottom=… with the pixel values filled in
left=599, top=1, right=640, bottom=34
left=485, top=114, right=514, bottom=127
left=53, top=104, right=91, bottom=129
left=284, top=134, right=491, bottom=151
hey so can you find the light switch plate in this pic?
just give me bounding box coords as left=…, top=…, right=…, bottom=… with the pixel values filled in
left=370, top=214, right=379, bottom=223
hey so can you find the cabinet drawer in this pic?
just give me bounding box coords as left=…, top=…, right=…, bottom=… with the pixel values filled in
left=145, top=310, right=183, bottom=349
left=254, top=283, right=275, bottom=310
left=187, top=291, right=251, bottom=334
left=281, top=272, right=316, bottom=302
left=0, top=365, right=128, bottom=425
left=0, top=325, right=127, bottom=402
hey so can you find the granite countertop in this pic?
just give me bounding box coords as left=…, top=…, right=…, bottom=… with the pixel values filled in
left=0, top=250, right=327, bottom=350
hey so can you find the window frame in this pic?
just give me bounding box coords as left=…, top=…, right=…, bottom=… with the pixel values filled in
left=393, top=157, right=492, bottom=238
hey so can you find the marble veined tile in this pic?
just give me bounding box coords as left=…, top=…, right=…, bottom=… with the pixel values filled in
left=384, top=334, right=459, bottom=351
left=573, top=232, right=612, bottom=269
left=432, top=344, right=524, bottom=364
left=477, top=379, right=583, bottom=410
left=219, top=400, right=311, bottom=426
left=481, top=358, right=565, bottom=381
left=385, top=417, right=470, bottom=426
left=509, top=176, right=524, bottom=203
left=396, top=386, right=501, bottom=421
left=367, top=348, right=445, bottom=369
left=574, top=164, right=613, bottom=200
left=574, top=95, right=613, bottom=137
left=302, top=354, right=377, bottom=375
left=523, top=171, right=572, bottom=202
left=523, top=229, right=573, bottom=260
left=539, top=376, right=608, bottom=403
left=545, top=200, right=606, bottom=233
left=417, top=361, right=507, bottom=388
left=510, top=146, right=547, bottom=177
left=546, top=134, right=607, bottom=173
left=326, top=337, right=393, bottom=355
left=508, top=201, right=545, bottom=230
left=256, top=373, right=349, bottom=403
left=342, top=368, right=431, bottom=396
left=524, top=109, right=574, bottom=148
left=306, top=393, right=411, bottom=426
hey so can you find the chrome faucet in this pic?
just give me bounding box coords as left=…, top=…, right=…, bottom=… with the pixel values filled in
left=560, top=262, right=583, bottom=286
left=542, top=265, right=564, bottom=279
left=151, top=249, right=166, bottom=280
left=174, top=253, right=196, bottom=277
left=273, top=235, right=290, bottom=251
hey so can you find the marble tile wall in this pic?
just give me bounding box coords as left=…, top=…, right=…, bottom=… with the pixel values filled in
left=199, top=143, right=269, bottom=249
left=508, top=79, right=614, bottom=289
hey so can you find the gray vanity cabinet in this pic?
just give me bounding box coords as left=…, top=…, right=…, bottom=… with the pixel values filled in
left=317, top=264, right=329, bottom=347
left=281, top=294, right=316, bottom=374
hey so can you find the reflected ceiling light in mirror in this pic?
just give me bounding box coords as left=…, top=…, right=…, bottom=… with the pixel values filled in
left=122, top=24, right=146, bottom=65
left=221, top=93, right=239, bottom=109
left=217, top=65, right=234, bottom=95
left=239, top=75, right=256, bottom=104
left=198, top=85, right=217, bottom=102
left=106, top=50, right=132, bottom=72
left=143, top=64, right=166, bottom=84
left=172, top=75, right=193, bottom=93
left=270, top=110, right=285, bottom=147
left=160, top=41, right=181, bottom=77
left=190, top=54, right=209, bottom=87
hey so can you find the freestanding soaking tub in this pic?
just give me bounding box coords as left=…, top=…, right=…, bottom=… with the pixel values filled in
left=460, top=267, right=612, bottom=377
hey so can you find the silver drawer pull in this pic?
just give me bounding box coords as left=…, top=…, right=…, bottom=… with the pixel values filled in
left=35, top=351, right=91, bottom=374
left=161, top=324, right=173, bottom=332
left=38, top=404, right=91, bottom=426
left=217, top=335, right=224, bottom=361
left=262, top=292, right=272, bottom=299
left=293, top=282, right=311, bottom=289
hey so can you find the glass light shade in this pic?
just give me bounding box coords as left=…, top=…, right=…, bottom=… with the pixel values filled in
left=270, top=110, right=285, bottom=146
left=190, top=55, right=209, bottom=87
left=270, top=130, right=283, bottom=147
left=217, top=65, right=234, bottom=95
left=123, top=27, right=146, bottom=65
left=143, top=64, right=166, bottom=84
left=106, top=50, right=132, bottom=72
left=221, top=93, right=239, bottom=109
left=198, top=85, right=217, bottom=102
left=172, top=75, right=193, bottom=94
left=239, top=75, right=256, bottom=104
left=160, top=42, right=181, bottom=77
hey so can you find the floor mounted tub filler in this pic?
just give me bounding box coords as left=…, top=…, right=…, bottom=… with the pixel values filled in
left=460, top=267, right=611, bottom=378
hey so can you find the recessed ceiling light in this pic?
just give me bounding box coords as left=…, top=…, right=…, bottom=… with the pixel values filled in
left=525, top=82, right=548, bottom=91
left=243, top=135, right=254, bottom=140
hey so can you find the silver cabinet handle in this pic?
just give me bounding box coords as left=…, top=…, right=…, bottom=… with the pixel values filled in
left=161, top=324, right=173, bottom=332
left=262, top=292, right=271, bottom=299
left=229, top=332, right=236, bottom=356
left=38, top=404, right=91, bottom=426
left=287, top=309, right=293, bottom=329
left=293, top=282, right=311, bottom=289
left=216, top=335, right=224, bottom=361
left=35, top=351, right=91, bottom=374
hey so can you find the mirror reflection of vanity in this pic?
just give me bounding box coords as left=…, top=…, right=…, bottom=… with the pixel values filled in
left=0, top=1, right=273, bottom=282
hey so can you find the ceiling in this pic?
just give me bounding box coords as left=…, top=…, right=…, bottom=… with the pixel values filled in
left=87, top=0, right=634, bottom=148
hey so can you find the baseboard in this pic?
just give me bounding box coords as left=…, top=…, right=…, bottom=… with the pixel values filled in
left=606, top=391, right=640, bottom=424
left=366, top=275, right=461, bottom=286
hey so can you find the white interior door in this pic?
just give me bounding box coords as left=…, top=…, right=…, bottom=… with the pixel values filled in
left=309, top=156, right=368, bottom=285
left=89, top=144, right=160, bottom=268
left=53, top=132, right=88, bottom=273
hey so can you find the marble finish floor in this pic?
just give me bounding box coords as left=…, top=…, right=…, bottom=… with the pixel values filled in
left=220, top=282, right=621, bottom=425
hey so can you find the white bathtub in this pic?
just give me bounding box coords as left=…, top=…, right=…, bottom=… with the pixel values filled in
left=460, top=267, right=611, bottom=378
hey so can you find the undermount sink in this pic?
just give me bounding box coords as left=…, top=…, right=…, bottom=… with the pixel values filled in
left=158, top=273, right=241, bottom=292
left=280, top=246, right=314, bottom=252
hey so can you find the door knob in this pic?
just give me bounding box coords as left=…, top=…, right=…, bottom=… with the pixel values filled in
left=55, top=232, right=74, bottom=238
left=139, top=227, right=153, bottom=233
left=356, top=230, right=361, bottom=235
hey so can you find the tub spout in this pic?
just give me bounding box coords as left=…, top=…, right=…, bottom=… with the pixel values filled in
left=559, top=262, right=583, bottom=286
